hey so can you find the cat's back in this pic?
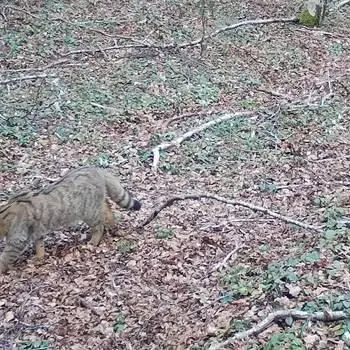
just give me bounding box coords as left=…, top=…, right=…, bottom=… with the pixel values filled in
left=31, top=167, right=107, bottom=228
left=42, top=166, right=105, bottom=194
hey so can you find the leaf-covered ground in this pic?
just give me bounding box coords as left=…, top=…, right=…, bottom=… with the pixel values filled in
left=1, top=1, right=350, bottom=349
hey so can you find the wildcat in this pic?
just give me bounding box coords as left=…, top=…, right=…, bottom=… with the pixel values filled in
left=0, top=166, right=141, bottom=273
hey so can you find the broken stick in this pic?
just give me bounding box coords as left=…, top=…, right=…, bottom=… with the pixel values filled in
left=152, top=111, right=255, bottom=170
left=140, top=194, right=322, bottom=233
left=208, top=309, right=350, bottom=350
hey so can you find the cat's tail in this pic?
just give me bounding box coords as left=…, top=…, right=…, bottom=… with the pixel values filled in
left=102, top=170, right=141, bottom=211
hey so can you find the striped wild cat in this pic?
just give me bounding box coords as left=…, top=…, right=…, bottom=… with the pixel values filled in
left=0, top=166, right=141, bottom=274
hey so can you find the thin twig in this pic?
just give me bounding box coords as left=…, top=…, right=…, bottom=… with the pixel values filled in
left=140, top=194, right=322, bottom=233
left=152, top=111, right=255, bottom=170
left=208, top=309, right=350, bottom=350
left=177, top=17, right=298, bottom=49
left=0, top=74, right=56, bottom=85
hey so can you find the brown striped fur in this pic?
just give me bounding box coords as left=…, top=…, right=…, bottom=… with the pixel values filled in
left=0, top=166, right=141, bottom=274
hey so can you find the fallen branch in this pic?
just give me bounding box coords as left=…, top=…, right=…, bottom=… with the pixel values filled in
left=177, top=17, right=298, bottom=49
left=140, top=194, right=322, bottom=233
left=152, top=111, right=255, bottom=170
left=208, top=309, right=350, bottom=350
left=0, top=74, right=56, bottom=85
left=61, top=17, right=297, bottom=57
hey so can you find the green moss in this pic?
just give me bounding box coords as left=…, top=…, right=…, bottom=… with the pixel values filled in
left=298, top=8, right=319, bottom=27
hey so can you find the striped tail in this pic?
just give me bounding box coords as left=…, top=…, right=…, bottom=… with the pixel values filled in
left=103, top=171, right=141, bottom=211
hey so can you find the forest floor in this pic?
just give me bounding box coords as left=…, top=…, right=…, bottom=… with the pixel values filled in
left=1, top=1, right=350, bottom=349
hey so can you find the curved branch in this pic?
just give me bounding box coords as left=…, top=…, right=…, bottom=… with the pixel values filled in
left=209, top=309, right=350, bottom=350
left=140, top=194, right=322, bottom=233
left=151, top=111, right=255, bottom=170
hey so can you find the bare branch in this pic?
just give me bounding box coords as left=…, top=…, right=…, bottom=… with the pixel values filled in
left=152, top=111, right=255, bottom=170
left=177, top=17, right=298, bottom=49
left=208, top=309, right=350, bottom=350
left=61, top=17, right=297, bottom=57
left=140, top=194, right=322, bottom=232
left=0, top=74, right=56, bottom=85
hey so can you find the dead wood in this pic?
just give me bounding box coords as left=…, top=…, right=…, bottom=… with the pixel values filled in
left=140, top=194, right=322, bottom=233
left=208, top=309, right=350, bottom=350
left=152, top=111, right=255, bottom=170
